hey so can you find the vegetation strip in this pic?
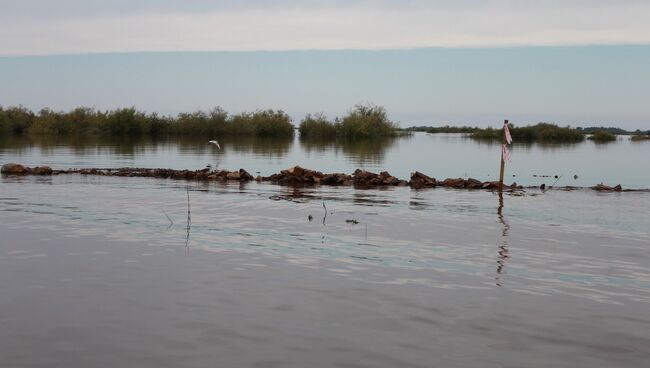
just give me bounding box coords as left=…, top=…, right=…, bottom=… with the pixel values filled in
left=3, top=163, right=646, bottom=193
left=404, top=124, right=650, bottom=142
left=0, top=104, right=401, bottom=138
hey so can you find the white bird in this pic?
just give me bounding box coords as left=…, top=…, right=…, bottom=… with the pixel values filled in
left=208, top=140, right=221, bottom=149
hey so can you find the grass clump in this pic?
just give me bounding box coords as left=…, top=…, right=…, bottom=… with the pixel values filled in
left=471, top=123, right=585, bottom=142
left=587, top=130, right=617, bottom=142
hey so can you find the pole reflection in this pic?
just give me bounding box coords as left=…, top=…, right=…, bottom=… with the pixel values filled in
left=496, top=191, right=511, bottom=287
left=185, top=188, right=191, bottom=254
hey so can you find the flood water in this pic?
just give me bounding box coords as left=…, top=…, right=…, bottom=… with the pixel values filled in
left=1, top=135, right=650, bottom=367
left=2, top=132, right=650, bottom=188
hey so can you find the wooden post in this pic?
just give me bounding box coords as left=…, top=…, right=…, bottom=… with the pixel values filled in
left=498, top=119, right=508, bottom=191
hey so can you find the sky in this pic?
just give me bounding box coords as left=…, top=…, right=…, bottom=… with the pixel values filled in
left=1, top=1, right=649, bottom=128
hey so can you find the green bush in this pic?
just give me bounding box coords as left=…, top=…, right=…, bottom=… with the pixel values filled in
left=230, top=109, right=294, bottom=137
left=0, top=106, right=35, bottom=134
left=587, top=130, right=617, bottom=142
left=0, top=106, right=296, bottom=138
left=299, top=113, right=337, bottom=139
left=337, top=104, right=397, bottom=138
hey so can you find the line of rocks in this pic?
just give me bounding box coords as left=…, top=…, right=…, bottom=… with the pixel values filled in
left=1, top=163, right=638, bottom=192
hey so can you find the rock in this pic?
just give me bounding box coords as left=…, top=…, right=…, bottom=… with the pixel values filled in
left=226, top=171, right=240, bottom=180
left=1, top=163, right=29, bottom=175
left=238, top=169, right=253, bottom=181
left=352, top=169, right=381, bottom=186
left=441, top=178, right=466, bottom=188
left=384, top=176, right=399, bottom=185
left=466, top=178, right=482, bottom=189
left=410, top=171, right=436, bottom=189
left=321, top=174, right=339, bottom=185
left=591, top=183, right=622, bottom=192
left=481, top=181, right=493, bottom=189
left=287, top=166, right=305, bottom=177
left=30, top=166, right=53, bottom=175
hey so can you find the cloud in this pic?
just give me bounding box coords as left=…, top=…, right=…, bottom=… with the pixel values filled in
left=1, top=1, right=650, bottom=56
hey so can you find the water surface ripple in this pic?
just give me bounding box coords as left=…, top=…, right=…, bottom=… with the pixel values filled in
left=1, top=174, right=649, bottom=367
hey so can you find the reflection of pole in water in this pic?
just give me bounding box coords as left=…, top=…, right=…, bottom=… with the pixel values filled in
left=496, top=191, right=510, bottom=287
left=185, top=188, right=192, bottom=253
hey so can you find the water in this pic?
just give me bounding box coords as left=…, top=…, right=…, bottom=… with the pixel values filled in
left=2, top=133, right=650, bottom=188
left=1, top=136, right=650, bottom=367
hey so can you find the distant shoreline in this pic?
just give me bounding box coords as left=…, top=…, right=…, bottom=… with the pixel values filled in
left=403, top=124, right=650, bottom=143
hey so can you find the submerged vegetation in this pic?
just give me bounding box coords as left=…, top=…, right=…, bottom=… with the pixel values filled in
left=631, top=133, right=650, bottom=141
left=578, top=126, right=638, bottom=135
left=0, top=106, right=295, bottom=138
left=299, top=104, right=401, bottom=139
left=587, top=130, right=617, bottom=142
left=1, top=104, right=405, bottom=139
left=403, top=125, right=479, bottom=134
left=470, top=123, right=585, bottom=142
left=299, top=113, right=338, bottom=139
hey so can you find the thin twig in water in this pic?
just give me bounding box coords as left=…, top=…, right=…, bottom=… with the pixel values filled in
left=550, top=175, right=563, bottom=188
left=163, top=209, right=174, bottom=225
left=322, top=201, right=327, bottom=226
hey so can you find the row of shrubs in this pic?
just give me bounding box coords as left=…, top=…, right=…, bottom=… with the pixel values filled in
left=470, top=123, right=586, bottom=142
left=0, top=106, right=294, bottom=137
left=0, top=104, right=401, bottom=139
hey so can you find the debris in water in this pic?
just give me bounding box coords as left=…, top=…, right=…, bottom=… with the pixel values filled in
left=308, top=214, right=313, bottom=222
left=346, top=219, right=360, bottom=225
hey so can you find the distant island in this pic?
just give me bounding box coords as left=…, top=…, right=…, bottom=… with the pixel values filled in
left=403, top=123, right=650, bottom=143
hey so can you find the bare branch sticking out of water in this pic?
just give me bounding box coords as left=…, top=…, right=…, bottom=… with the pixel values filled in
left=162, top=209, right=174, bottom=229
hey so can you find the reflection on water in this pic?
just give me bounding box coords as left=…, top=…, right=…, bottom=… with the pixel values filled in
left=496, top=192, right=511, bottom=287
left=185, top=188, right=192, bottom=253
left=301, top=136, right=401, bottom=166
left=2, top=132, right=650, bottom=187
left=1, top=176, right=650, bottom=367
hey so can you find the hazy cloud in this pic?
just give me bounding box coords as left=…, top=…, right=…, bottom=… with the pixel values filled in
left=1, top=1, right=650, bottom=55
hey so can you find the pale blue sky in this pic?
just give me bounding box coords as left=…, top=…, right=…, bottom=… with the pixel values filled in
left=2, top=46, right=648, bottom=128
left=1, top=1, right=649, bottom=128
